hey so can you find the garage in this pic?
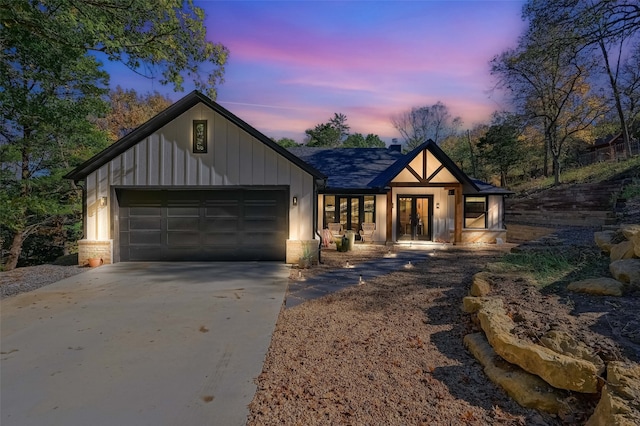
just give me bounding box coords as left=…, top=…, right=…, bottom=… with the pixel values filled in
left=65, top=91, right=324, bottom=265
left=117, top=188, right=288, bottom=261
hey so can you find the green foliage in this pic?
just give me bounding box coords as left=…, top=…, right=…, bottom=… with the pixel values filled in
left=274, top=137, right=300, bottom=148
left=342, top=133, right=386, bottom=148
left=511, top=155, right=640, bottom=195
left=493, top=248, right=608, bottom=289
left=621, top=179, right=640, bottom=200
left=96, top=87, right=173, bottom=142
left=305, top=113, right=349, bottom=147
left=2, top=0, right=229, bottom=99
left=477, top=113, right=524, bottom=187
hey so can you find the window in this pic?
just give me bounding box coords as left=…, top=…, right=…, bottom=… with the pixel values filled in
left=464, top=196, right=487, bottom=228
left=323, top=195, right=375, bottom=230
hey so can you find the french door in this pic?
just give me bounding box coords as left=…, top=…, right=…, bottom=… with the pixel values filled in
left=397, top=195, right=433, bottom=241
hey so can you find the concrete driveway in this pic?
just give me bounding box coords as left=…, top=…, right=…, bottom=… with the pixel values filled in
left=1, top=262, right=289, bottom=426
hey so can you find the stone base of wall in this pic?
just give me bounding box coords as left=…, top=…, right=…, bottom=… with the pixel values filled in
left=458, top=230, right=507, bottom=244
left=286, top=239, right=319, bottom=265
left=78, top=240, right=113, bottom=266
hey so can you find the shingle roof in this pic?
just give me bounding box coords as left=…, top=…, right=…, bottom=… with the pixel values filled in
left=289, top=141, right=512, bottom=195
left=288, top=147, right=403, bottom=191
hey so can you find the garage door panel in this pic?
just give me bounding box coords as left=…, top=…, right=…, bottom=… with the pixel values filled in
left=117, top=188, right=287, bottom=261
left=167, top=231, right=200, bottom=246
left=129, top=217, right=162, bottom=229
left=167, top=217, right=200, bottom=231
left=129, top=231, right=162, bottom=245
left=130, top=206, right=162, bottom=215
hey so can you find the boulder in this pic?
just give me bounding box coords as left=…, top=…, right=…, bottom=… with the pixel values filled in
left=610, top=259, right=640, bottom=286
left=464, top=333, right=569, bottom=414
left=594, top=230, right=617, bottom=253
left=567, top=277, right=624, bottom=297
left=585, top=361, right=640, bottom=426
left=610, top=241, right=636, bottom=261
left=539, top=330, right=605, bottom=374
left=462, top=296, right=501, bottom=314
left=620, top=224, right=640, bottom=240
left=470, top=272, right=492, bottom=296
left=633, top=233, right=640, bottom=258
left=477, top=300, right=600, bottom=393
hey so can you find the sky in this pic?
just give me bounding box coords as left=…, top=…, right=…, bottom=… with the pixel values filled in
left=105, top=1, right=528, bottom=144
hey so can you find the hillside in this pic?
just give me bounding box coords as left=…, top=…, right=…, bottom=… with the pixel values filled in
left=505, top=157, right=640, bottom=227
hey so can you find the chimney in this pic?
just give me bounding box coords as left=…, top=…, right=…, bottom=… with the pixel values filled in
left=388, top=140, right=401, bottom=152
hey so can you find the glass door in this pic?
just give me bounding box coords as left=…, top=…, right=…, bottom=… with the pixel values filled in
left=397, top=195, right=433, bottom=241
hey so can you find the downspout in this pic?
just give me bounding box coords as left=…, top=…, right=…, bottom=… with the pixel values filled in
left=313, top=178, right=325, bottom=264
left=77, top=181, right=87, bottom=239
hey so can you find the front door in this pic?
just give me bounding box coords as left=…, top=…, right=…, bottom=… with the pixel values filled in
left=397, top=195, right=433, bottom=241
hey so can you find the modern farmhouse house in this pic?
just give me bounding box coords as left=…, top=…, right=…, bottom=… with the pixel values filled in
left=65, top=91, right=510, bottom=265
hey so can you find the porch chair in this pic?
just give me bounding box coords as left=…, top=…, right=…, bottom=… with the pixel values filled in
left=359, top=222, right=376, bottom=243
left=328, top=222, right=343, bottom=238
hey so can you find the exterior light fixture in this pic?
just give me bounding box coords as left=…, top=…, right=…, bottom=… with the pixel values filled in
left=292, top=196, right=298, bottom=206
left=99, top=196, right=107, bottom=207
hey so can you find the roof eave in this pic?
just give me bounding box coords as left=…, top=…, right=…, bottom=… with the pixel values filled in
left=64, top=91, right=325, bottom=181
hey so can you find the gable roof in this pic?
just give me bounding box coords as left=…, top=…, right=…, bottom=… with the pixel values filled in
left=288, top=147, right=403, bottom=191
left=367, top=140, right=479, bottom=190
left=64, top=91, right=325, bottom=181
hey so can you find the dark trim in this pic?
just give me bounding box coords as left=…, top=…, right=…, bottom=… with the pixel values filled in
left=65, top=91, right=325, bottom=182
left=395, top=194, right=434, bottom=241
left=426, top=164, right=445, bottom=183
left=192, top=120, right=208, bottom=153
left=463, top=195, right=488, bottom=229
left=405, top=164, right=425, bottom=182
left=319, top=187, right=386, bottom=195
left=389, top=182, right=460, bottom=188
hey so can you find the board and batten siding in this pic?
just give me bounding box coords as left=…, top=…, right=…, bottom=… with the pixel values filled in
left=84, top=103, right=315, bottom=242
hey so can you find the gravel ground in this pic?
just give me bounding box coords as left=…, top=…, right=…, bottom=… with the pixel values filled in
left=0, top=264, right=87, bottom=299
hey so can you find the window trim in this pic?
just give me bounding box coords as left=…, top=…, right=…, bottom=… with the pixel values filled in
left=323, top=194, right=376, bottom=230
left=464, top=195, right=488, bottom=229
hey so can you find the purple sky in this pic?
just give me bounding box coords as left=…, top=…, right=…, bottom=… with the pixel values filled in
left=105, top=1, right=527, bottom=143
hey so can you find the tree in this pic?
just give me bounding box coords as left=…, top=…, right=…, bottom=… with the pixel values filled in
left=2, top=0, right=229, bottom=99
left=343, top=133, right=386, bottom=148
left=96, top=87, right=173, bottom=142
left=1, top=23, right=110, bottom=270
left=305, top=113, right=350, bottom=147
left=1, top=0, right=228, bottom=270
left=477, top=113, right=524, bottom=187
left=391, top=102, right=461, bottom=150
left=274, top=137, right=300, bottom=148
left=523, top=0, right=640, bottom=157
left=491, top=22, right=607, bottom=185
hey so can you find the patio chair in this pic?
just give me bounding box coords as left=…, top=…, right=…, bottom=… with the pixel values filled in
left=359, top=222, right=375, bottom=243
left=328, top=222, right=343, bottom=238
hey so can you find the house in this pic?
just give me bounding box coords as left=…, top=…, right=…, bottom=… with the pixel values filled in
left=65, top=91, right=510, bottom=266
left=580, top=133, right=640, bottom=164
left=289, top=143, right=511, bottom=246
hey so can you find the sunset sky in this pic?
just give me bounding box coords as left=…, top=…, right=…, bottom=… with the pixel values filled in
left=105, top=1, right=527, bottom=143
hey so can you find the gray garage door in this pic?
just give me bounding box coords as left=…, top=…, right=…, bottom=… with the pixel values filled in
left=116, top=189, right=288, bottom=261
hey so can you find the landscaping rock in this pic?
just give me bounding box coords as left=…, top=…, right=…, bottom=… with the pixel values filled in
left=610, top=259, right=640, bottom=286
left=539, top=330, right=605, bottom=375
left=477, top=300, right=600, bottom=393
left=620, top=224, right=640, bottom=240
left=567, top=277, right=624, bottom=297
left=585, top=361, right=640, bottom=426
left=464, top=333, right=569, bottom=414
left=470, top=272, right=492, bottom=296
left=610, top=240, right=636, bottom=261
left=594, top=230, right=616, bottom=253
left=633, top=233, right=640, bottom=258
left=462, top=296, right=501, bottom=314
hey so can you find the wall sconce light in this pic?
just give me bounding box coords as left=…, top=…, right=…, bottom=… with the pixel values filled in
left=436, top=202, right=440, bottom=209
left=292, top=196, right=298, bottom=206
left=99, top=196, right=107, bottom=207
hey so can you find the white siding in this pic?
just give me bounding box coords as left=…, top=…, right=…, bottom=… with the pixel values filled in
left=84, top=104, right=315, bottom=242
